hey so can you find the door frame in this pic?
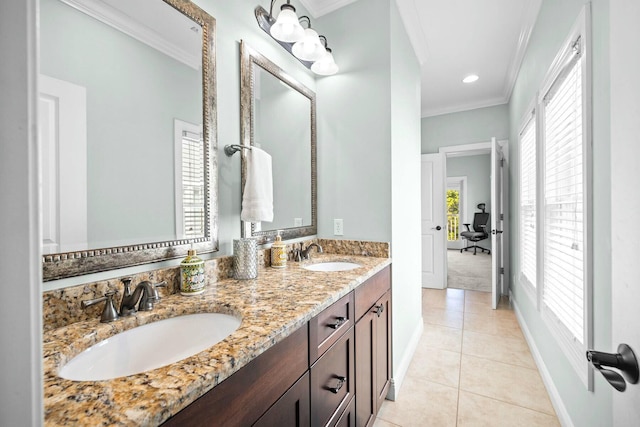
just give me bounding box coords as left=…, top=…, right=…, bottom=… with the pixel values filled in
left=438, top=140, right=510, bottom=297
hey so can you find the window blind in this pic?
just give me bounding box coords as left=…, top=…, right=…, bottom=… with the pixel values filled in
left=519, top=115, right=537, bottom=288
left=542, top=50, right=585, bottom=344
left=181, top=131, right=205, bottom=237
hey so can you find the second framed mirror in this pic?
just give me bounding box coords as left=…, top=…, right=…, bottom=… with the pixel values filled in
left=239, top=41, right=316, bottom=244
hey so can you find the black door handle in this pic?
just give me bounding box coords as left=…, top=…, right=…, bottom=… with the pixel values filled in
left=491, top=230, right=503, bottom=235
left=586, top=344, right=639, bottom=392
left=432, top=226, right=442, bottom=231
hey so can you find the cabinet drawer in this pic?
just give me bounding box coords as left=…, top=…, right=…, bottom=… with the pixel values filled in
left=355, top=266, right=391, bottom=321
left=309, top=292, right=354, bottom=362
left=310, top=327, right=355, bottom=427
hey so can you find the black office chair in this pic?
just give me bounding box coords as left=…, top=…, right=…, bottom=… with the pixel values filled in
left=460, top=203, right=491, bottom=255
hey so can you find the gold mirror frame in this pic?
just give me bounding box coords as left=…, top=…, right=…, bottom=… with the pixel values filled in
left=239, top=41, right=317, bottom=244
left=42, top=0, right=218, bottom=281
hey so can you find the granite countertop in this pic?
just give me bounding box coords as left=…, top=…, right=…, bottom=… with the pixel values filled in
left=43, top=254, right=391, bottom=426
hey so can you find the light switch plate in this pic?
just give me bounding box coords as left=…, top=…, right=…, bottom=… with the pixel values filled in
left=334, top=219, right=344, bottom=236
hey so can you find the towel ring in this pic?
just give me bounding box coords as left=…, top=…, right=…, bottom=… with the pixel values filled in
left=224, top=144, right=253, bottom=157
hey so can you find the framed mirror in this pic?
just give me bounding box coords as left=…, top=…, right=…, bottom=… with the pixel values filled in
left=40, top=0, right=217, bottom=281
left=240, top=41, right=317, bottom=244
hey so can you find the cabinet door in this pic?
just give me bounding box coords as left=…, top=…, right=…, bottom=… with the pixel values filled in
left=334, top=396, right=356, bottom=427
left=254, top=372, right=310, bottom=427
left=374, top=291, right=392, bottom=411
left=355, top=311, right=375, bottom=427
left=355, top=291, right=392, bottom=427
left=311, top=327, right=355, bottom=427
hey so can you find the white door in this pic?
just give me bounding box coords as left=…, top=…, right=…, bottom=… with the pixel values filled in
left=421, top=153, right=446, bottom=288
left=39, top=75, right=88, bottom=254
left=490, top=138, right=504, bottom=309
left=611, top=0, right=640, bottom=422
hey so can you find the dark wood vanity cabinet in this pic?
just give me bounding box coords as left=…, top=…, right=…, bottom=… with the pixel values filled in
left=354, top=267, right=392, bottom=427
left=162, top=266, right=391, bottom=427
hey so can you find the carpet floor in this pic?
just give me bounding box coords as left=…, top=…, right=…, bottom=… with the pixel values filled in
left=447, top=249, right=491, bottom=292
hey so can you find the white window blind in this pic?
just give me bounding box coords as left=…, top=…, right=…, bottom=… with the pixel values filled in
left=181, top=131, right=205, bottom=237
left=541, top=41, right=586, bottom=346
left=519, top=114, right=537, bottom=289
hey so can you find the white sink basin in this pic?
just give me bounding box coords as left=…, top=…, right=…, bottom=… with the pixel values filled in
left=58, top=313, right=241, bottom=381
left=303, top=261, right=361, bottom=272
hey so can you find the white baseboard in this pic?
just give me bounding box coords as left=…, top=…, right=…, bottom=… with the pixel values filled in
left=386, top=317, right=424, bottom=401
left=511, top=291, right=574, bottom=427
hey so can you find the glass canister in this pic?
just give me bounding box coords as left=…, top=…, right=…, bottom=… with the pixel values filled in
left=233, top=238, right=258, bottom=280
left=180, top=249, right=206, bottom=295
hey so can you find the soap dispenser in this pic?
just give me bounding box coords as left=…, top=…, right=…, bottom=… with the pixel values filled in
left=270, top=230, right=287, bottom=268
left=180, top=245, right=206, bottom=295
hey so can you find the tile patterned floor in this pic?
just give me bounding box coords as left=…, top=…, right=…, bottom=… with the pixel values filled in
left=375, top=289, right=560, bottom=427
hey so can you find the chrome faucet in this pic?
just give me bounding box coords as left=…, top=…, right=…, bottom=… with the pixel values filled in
left=300, top=242, right=323, bottom=260
left=119, top=277, right=167, bottom=316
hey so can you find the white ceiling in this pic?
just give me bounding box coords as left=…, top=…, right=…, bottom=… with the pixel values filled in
left=302, top=0, right=542, bottom=118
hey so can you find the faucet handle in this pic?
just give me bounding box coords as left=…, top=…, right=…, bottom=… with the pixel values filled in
left=138, top=281, right=167, bottom=311
left=81, top=290, right=119, bottom=323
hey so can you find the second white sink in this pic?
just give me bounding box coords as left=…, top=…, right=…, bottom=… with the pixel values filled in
left=58, top=313, right=241, bottom=381
left=303, top=261, right=361, bottom=272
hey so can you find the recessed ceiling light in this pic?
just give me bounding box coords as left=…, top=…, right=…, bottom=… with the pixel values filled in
left=463, top=74, right=479, bottom=83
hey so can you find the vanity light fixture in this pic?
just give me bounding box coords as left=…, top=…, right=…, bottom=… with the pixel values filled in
left=255, top=1, right=339, bottom=75
left=269, top=1, right=304, bottom=42
left=291, top=18, right=325, bottom=62
left=311, top=36, right=339, bottom=75
left=463, top=74, right=479, bottom=83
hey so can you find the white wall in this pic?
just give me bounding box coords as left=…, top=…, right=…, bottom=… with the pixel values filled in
left=0, top=0, right=43, bottom=425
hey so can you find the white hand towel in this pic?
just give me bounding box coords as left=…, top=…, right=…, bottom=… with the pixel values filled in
left=241, top=147, right=274, bottom=223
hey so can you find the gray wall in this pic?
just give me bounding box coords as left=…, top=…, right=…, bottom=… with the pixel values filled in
left=508, top=0, right=612, bottom=425
left=447, top=155, right=491, bottom=250
left=317, top=0, right=423, bottom=387
left=422, top=104, right=509, bottom=153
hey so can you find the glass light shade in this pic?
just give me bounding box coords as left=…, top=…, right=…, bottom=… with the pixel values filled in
left=270, top=6, right=304, bottom=42
left=311, top=49, right=339, bottom=75
left=292, top=28, right=325, bottom=61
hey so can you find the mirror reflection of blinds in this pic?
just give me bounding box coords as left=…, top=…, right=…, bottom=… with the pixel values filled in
left=519, top=113, right=536, bottom=289
left=542, top=49, right=585, bottom=345
left=181, top=131, right=204, bottom=237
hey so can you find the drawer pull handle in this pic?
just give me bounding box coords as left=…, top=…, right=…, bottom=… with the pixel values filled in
left=328, top=376, right=347, bottom=394
left=374, top=304, right=384, bottom=317
left=328, top=316, right=346, bottom=329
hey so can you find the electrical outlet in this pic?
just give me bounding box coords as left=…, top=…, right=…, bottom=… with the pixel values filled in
left=294, top=218, right=303, bottom=227
left=334, top=219, right=344, bottom=236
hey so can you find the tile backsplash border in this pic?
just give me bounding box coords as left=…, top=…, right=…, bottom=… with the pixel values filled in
left=42, top=239, right=390, bottom=331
